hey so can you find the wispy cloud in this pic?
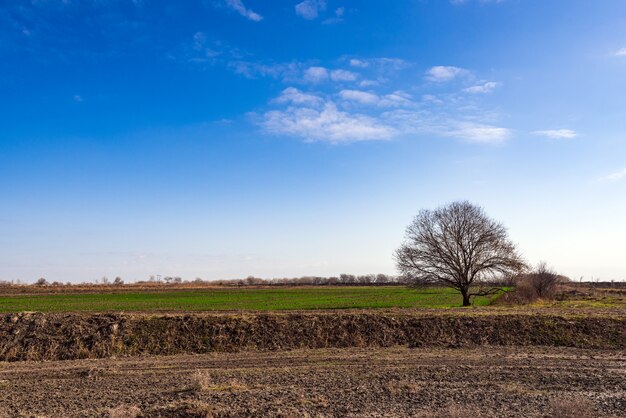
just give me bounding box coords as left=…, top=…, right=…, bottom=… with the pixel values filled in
left=295, top=0, right=327, bottom=20
left=425, top=66, right=469, bottom=82
left=464, top=81, right=500, bottom=94
left=339, top=89, right=412, bottom=107
left=225, top=56, right=507, bottom=145
left=532, top=129, right=577, bottom=139
left=225, top=0, right=263, bottom=21
left=73, top=94, right=83, bottom=102
left=349, top=59, right=369, bottom=68
left=303, top=66, right=330, bottom=83
left=383, top=109, right=511, bottom=145
left=330, top=69, right=358, bottom=82
left=447, top=123, right=510, bottom=144
left=322, top=7, right=345, bottom=24
left=598, top=168, right=626, bottom=182
left=261, top=102, right=395, bottom=143
left=615, top=47, right=626, bottom=57
left=260, top=83, right=510, bottom=144
left=273, top=87, right=323, bottom=106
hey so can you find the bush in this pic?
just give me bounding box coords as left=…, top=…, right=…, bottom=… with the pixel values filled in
left=512, top=262, right=563, bottom=303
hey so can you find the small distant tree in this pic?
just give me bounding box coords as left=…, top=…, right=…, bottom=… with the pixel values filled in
left=35, top=277, right=48, bottom=286
left=113, top=277, right=124, bottom=285
left=524, top=262, right=560, bottom=299
left=395, top=201, right=527, bottom=306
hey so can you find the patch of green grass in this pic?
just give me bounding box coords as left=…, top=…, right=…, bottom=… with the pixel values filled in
left=0, top=286, right=503, bottom=313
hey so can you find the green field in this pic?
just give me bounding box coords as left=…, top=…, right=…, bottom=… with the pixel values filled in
left=0, top=286, right=502, bottom=312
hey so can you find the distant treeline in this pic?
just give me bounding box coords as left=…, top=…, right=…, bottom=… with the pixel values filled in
left=1, top=274, right=623, bottom=288
left=0, top=274, right=407, bottom=287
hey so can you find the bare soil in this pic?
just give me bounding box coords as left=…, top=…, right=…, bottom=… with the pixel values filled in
left=0, top=346, right=623, bottom=417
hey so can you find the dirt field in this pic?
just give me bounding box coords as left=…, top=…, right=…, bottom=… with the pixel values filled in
left=0, top=346, right=624, bottom=417
left=0, top=285, right=624, bottom=416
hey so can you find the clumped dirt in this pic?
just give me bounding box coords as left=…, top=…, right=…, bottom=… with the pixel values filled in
left=0, top=346, right=623, bottom=417
left=1, top=311, right=625, bottom=362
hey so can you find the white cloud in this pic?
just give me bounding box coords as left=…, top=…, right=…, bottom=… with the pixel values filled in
left=339, top=89, right=379, bottom=105
left=599, top=168, right=626, bottom=182
left=225, top=0, right=263, bottom=21
left=303, top=66, right=329, bottom=83
left=261, top=102, right=395, bottom=143
left=295, top=0, right=326, bottom=20
left=464, top=81, right=500, bottom=94
left=322, top=6, right=345, bottom=24
left=330, top=69, right=358, bottom=82
left=358, top=79, right=379, bottom=87
left=382, top=109, right=511, bottom=144
left=615, top=48, right=626, bottom=57
left=532, top=129, right=578, bottom=139
left=229, top=61, right=301, bottom=80
left=349, top=59, right=369, bottom=68
left=447, top=123, right=511, bottom=144
left=379, top=91, right=413, bottom=107
left=273, top=87, right=323, bottom=106
left=425, top=66, right=469, bottom=82
left=73, top=95, right=83, bottom=102
left=338, top=89, right=413, bottom=107
left=253, top=60, right=509, bottom=145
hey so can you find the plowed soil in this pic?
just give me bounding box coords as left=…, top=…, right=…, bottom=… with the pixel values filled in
left=0, top=346, right=624, bottom=417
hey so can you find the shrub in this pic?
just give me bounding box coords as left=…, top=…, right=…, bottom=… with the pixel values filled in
left=527, top=262, right=560, bottom=299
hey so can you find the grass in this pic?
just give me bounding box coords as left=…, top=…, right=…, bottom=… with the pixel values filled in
left=0, top=286, right=502, bottom=312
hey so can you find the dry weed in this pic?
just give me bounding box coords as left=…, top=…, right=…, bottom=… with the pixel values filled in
left=419, top=404, right=482, bottom=417
left=145, top=400, right=215, bottom=418
left=549, top=396, right=597, bottom=418
left=385, top=379, right=420, bottom=396
left=107, top=404, right=141, bottom=418
left=190, top=371, right=248, bottom=392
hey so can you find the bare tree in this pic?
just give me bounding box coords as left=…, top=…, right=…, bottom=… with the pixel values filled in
left=395, top=201, right=526, bottom=306
left=525, top=261, right=560, bottom=299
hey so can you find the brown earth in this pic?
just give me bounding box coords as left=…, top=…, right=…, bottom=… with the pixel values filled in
left=1, top=311, right=625, bottom=362
left=0, top=346, right=624, bottom=417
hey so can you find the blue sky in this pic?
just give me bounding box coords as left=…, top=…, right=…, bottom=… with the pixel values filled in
left=1, top=0, right=626, bottom=282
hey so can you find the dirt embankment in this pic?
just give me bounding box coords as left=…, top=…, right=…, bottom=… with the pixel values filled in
left=1, top=312, right=624, bottom=362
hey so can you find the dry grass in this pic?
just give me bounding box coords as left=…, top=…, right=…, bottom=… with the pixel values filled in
left=190, top=371, right=248, bottom=392
left=144, top=400, right=216, bottom=418
left=107, top=404, right=141, bottom=418
left=384, top=379, right=420, bottom=396
left=549, top=396, right=597, bottom=418
left=418, top=404, right=482, bottom=417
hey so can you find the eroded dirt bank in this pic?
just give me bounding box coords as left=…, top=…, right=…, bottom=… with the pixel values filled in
left=0, top=346, right=624, bottom=417
left=1, top=311, right=624, bottom=362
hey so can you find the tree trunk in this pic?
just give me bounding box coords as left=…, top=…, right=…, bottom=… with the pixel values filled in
left=461, top=291, right=471, bottom=307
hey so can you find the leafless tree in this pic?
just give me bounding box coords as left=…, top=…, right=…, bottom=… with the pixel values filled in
left=35, top=277, right=48, bottom=286
left=395, top=201, right=527, bottom=306
left=525, top=261, right=560, bottom=299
